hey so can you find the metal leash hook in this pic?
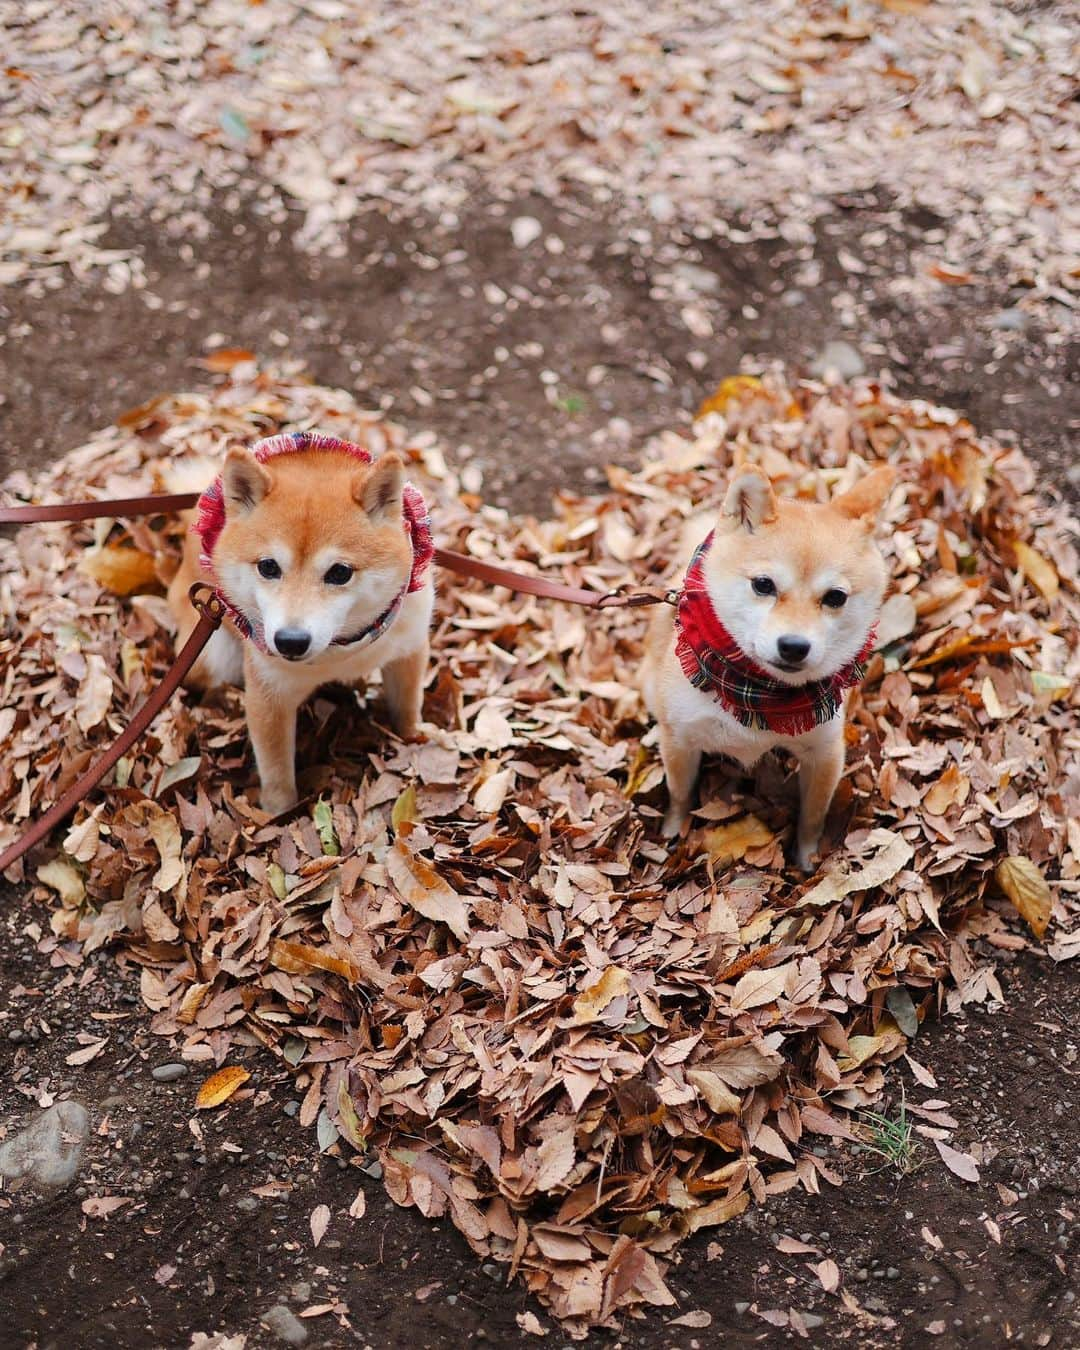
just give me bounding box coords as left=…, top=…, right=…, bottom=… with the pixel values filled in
left=595, top=585, right=681, bottom=610
left=188, top=582, right=228, bottom=626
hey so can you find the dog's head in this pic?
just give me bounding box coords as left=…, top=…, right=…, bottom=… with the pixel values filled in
left=702, top=465, right=895, bottom=684
left=211, top=447, right=414, bottom=662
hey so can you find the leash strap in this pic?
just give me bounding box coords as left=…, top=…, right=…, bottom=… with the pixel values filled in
left=0, top=493, right=201, bottom=524
left=0, top=586, right=225, bottom=875
left=1, top=492, right=674, bottom=610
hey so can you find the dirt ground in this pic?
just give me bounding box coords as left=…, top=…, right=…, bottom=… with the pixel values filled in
left=1, top=192, right=1078, bottom=1349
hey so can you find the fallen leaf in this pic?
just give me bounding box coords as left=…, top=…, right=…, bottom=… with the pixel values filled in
left=81, top=1195, right=132, bottom=1218
left=75, top=653, right=114, bottom=732
left=934, top=1138, right=981, bottom=1182
left=729, top=962, right=795, bottom=1012
left=995, top=856, right=1052, bottom=939
left=800, top=830, right=914, bottom=907
left=310, top=1202, right=331, bottom=1247
left=386, top=841, right=472, bottom=942
left=198, top=348, right=255, bottom=372
left=36, top=857, right=85, bottom=907
left=569, top=965, right=630, bottom=1024
left=195, top=1066, right=251, bottom=1110
left=812, top=1258, right=841, bottom=1292
left=80, top=544, right=159, bottom=596
left=1013, top=541, right=1059, bottom=601
left=703, top=814, right=775, bottom=864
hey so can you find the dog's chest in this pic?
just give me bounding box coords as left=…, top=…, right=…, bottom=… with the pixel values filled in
left=664, top=670, right=838, bottom=766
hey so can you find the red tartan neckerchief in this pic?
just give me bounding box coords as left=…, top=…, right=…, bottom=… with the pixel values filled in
left=674, top=530, right=876, bottom=736
left=192, top=431, right=434, bottom=654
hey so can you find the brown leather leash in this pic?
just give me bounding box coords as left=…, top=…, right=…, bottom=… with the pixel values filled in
left=0, top=490, right=674, bottom=872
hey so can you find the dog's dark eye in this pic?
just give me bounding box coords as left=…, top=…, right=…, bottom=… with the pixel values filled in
left=257, top=558, right=282, bottom=580
left=324, top=563, right=353, bottom=586
left=751, top=576, right=777, bottom=597
left=822, top=588, right=848, bottom=609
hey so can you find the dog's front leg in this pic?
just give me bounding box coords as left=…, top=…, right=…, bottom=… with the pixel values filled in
left=793, top=727, right=845, bottom=873
left=382, top=641, right=428, bottom=741
left=659, top=723, right=702, bottom=838
left=245, top=665, right=302, bottom=816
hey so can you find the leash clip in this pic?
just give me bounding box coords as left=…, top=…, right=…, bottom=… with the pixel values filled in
left=188, top=583, right=227, bottom=626
left=595, top=585, right=681, bottom=610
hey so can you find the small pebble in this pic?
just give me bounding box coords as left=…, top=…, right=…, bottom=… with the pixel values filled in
left=990, top=307, right=1027, bottom=331
left=734, top=1301, right=750, bottom=1315
left=887, top=1267, right=900, bottom=1280
left=283, top=1101, right=299, bottom=1118
left=151, top=1063, right=188, bottom=1083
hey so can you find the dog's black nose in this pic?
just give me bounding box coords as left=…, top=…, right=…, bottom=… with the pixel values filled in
left=777, top=634, right=811, bottom=665
left=274, top=629, right=311, bottom=659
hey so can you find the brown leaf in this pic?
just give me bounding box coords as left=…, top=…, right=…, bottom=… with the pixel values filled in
left=198, top=347, right=255, bottom=372
left=386, top=841, right=472, bottom=941
left=933, top=1139, right=980, bottom=1183
left=270, top=939, right=358, bottom=982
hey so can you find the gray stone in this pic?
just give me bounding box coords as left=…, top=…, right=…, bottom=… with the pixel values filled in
left=0, top=1100, right=90, bottom=1190
left=151, top=1063, right=188, bottom=1082
left=990, top=307, right=1027, bottom=331
left=803, top=1313, right=825, bottom=1329
left=262, top=1305, right=308, bottom=1346
left=811, top=340, right=865, bottom=380
left=734, top=1301, right=750, bottom=1315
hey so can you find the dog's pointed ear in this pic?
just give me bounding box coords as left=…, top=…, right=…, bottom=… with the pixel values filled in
left=833, top=466, right=896, bottom=522
left=722, top=466, right=778, bottom=532
left=356, top=452, right=404, bottom=522
left=222, top=448, right=271, bottom=515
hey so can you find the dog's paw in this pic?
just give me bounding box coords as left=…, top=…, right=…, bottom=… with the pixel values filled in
left=261, top=788, right=298, bottom=818
left=794, top=836, right=821, bottom=875
left=662, top=802, right=690, bottom=839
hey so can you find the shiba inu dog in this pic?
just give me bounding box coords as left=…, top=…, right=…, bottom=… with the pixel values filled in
left=168, top=432, right=435, bottom=816
left=641, top=464, right=894, bottom=871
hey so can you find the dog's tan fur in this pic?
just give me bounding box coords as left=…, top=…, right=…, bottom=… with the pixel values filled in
left=642, top=465, right=894, bottom=870
left=168, top=447, right=433, bottom=815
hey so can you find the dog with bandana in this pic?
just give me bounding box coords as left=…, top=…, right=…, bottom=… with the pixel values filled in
left=641, top=464, right=894, bottom=871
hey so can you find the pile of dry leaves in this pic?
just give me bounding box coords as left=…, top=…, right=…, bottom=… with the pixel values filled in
left=1, top=364, right=1077, bottom=1333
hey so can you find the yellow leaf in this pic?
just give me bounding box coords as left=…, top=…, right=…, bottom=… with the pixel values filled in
left=704, top=814, right=775, bottom=865
left=980, top=676, right=1005, bottom=719
left=1014, top=541, right=1059, bottom=601
left=337, top=1078, right=368, bottom=1151
left=696, top=375, right=764, bottom=419
left=391, top=783, right=418, bottom=835
left=36, top=857, right=85, bottom=907
left=269, top=939, right=357, bottom=982
left=195, top=1065, right=251, bottom=1110
left=994, top=856, right=1052, bottom=940
left=177, top=981, right=212, bottom=1026
left=570, top=965, right=630, bottom=1025
left=79, top=544, right=160, bottom=596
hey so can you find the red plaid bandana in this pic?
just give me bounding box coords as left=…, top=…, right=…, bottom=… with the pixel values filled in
left=192, top=431, right=434, bottom=653
left=674, top=530, right=876, bottom=736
